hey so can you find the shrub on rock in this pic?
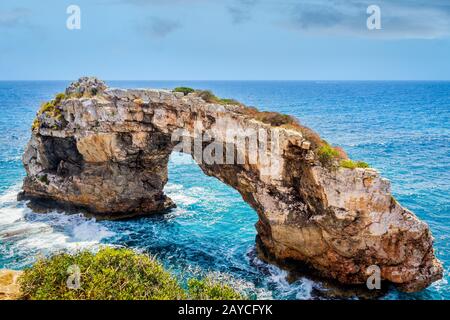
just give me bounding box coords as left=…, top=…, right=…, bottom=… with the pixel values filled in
left=187, top=277, right=244, bottom=300
left=19, top=248, right=244, bottom=300
left=20, top=248, right=186, bottom=300
left=173, top=87, right=195, bottom=95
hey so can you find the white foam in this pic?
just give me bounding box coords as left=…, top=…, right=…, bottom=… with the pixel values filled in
left=0, top=184, right=115, bottom=268
left=169, top=194, right=198, bottom=206
left=251, top=253, right=316, bottom=300
left=164, top=183, right=183, bottom=193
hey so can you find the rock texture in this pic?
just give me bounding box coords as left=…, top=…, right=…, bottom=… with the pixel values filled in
left=19, top=77, right=442, bottom=292
left=0, top=270, right=22, bottom=300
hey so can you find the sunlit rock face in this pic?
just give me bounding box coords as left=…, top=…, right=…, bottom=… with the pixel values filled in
left=0, top=270, right=22, bottom=300
left=20, top=77, right=442, bottom=292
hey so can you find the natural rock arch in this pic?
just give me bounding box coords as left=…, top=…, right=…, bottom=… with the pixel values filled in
left=20, top=77, right=442, bottom=292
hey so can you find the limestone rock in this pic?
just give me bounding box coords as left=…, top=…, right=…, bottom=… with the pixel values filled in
left=19, top=77, right=443, bottom=292
left=0, top=270, right=22, bottom=300
left=66, top=76, right=107, bottom=97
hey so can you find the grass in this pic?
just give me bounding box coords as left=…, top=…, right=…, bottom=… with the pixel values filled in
left=19, top=248, right=244, bottom=300
left=340, top=159, right=370, bottom=169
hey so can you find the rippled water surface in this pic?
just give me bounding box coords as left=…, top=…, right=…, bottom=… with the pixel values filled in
left=0, top=81, right=448, bottom=299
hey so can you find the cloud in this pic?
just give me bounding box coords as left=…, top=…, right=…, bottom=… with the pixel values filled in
left=281, top=0, right=450, bottom=39
left=99, top=0, right=450, bottom=39
left=227, top=0, right=259, bottom=24
left=116, top=0, right=205, bottom=5
left=0, top=8, right=31, bottom=28
left=116, top=0, right=260, bottom=25
left=138, top=16, right=181, bottom=38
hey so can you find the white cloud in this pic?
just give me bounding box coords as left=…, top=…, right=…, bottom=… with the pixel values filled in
left=0, top=8, right=31, bottom=28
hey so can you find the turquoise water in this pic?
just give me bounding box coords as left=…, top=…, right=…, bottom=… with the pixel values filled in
left=0, top=81, right=448, bottom=299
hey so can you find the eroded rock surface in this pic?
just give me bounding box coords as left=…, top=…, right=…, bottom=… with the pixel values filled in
left=0, top=270, right=22, bottom=300
left=19, top=77, right=443, bottom=292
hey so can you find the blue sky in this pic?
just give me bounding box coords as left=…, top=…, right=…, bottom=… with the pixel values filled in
left=1, top=0, right=449, bottom=80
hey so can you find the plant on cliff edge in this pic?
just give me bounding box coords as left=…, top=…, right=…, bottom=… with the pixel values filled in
left=19, top=247, right=245, bottom=300
left=173, top=87, right=195, bottom=95
left=317, top=144, right=340, bottom=166
left=252, top=111, right=298, bottom=127
left=194, top=90, right=242, bottom=106
left=340, top=159, right=370, bottom=169
left=37, top=92, right=66, bottom=119
left=19, top=247, right=186, bottom=300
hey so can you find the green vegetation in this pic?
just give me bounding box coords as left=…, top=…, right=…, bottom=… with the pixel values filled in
left=173, top=87, right=195, bottom=95
left=37, top=93, right=66, bottom=120
left=37, top=174, right=49, bottom=185
left=217, top=98, right=240, bottom=105
left=187, top=277, right=244, bottom=300
left=340, top=159, right=370, bottom=169
left=31, top=119, right=40, bottom=131
left=316, top=146, right=369, bottom=169
left=317, top=144, right=340, bottom=166
left=196, top=90, right=219, bottom=103
left=195, top=90, right=242, bottom=105
left=172, top=87, right=242, bottom=105
left=55, top=93, right=66, bottom=101
left=31, top=93, right=68, bottom=131
left=19, top=247, right=244, bottom=300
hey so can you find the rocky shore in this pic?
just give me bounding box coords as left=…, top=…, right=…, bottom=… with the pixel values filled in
left=19, top=77, right=443, bottom=292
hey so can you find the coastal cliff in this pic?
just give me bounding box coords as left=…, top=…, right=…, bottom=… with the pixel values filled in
left=19, top=77, right=442, bottom=292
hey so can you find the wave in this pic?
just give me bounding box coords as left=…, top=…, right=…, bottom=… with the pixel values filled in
left=0, top=184, right=115, bottom=269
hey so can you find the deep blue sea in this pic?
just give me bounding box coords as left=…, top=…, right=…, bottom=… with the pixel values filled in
left=0, top=81, right=448, bottom=300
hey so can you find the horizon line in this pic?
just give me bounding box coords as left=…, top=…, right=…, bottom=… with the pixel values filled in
left=1, top=79, right=450, bottom=82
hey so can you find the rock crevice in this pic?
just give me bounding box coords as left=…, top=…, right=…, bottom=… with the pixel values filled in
left=19, top=77, right=443, bottom=292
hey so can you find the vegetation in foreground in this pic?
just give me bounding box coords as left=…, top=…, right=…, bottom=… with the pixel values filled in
left=187, top=277, right=243, bottom=300
left=19, top=247, right=245, bottom=300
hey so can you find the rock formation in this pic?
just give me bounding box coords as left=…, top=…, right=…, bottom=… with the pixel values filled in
left=19, top=77, right=442, bottom=292
left=0, top=270, right=22, bottom=300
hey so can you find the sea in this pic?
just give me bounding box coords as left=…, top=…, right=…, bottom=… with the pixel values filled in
left=0, top=80, right=448, bottom=300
